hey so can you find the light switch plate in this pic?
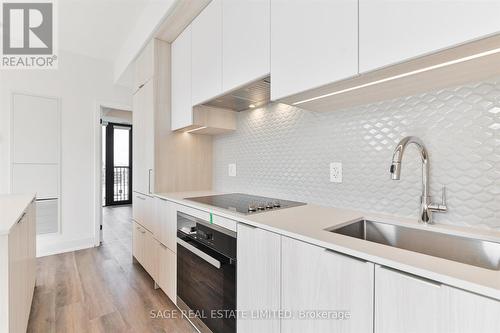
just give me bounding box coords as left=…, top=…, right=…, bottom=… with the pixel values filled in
left=228, top=163, right=237, bottom=177
left=330, top=162, right=342, bottom=183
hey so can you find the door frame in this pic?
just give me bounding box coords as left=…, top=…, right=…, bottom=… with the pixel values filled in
left=104, top=122, right=133, bottom=206
left=93, top=102, right=132, bottom=247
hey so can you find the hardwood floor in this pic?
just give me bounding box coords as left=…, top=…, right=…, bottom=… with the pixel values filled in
left=27, top=206, right=195, bottom=333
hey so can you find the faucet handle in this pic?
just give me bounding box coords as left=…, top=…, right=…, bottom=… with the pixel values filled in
left=441, top=186, right=447, bottom=207
left=430, top=186, right=448, bottom=212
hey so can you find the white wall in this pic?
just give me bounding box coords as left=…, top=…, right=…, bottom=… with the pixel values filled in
left=0, top=50, right=132, bottom=256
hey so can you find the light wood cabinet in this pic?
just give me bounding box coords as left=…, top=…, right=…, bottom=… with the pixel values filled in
left=375, top=265, right=500, bottom=333
left=132, top=221, right=145, bottom=264
left=157, top=241, right=177, bottom=303
left=133, top=37, right=212, bottom=192
left=374, top=265, right=445, bottom=333
left=132, top=192, right=154, bottom=233
left=132, top=79, right=155, bottom=195
left=155, top=198, right=177, bottom=252
left=135, top=198, right=177, bottom=303
left=222, top=0, right=270, bottom=92
left=445, top=285, right=500, bottom=333
left=144, top=230, right=157, bottom=280
left=281, top=236, right=374, bottom=333
left=270, top=0, right=358, bottom=101
left=132, top=221, right=156, bottom=279
left=237, top=223, right=281, bottom=333
left=134, top=39, right=154, bottom=92
left=359, top=0, right=500, bottom=73
left=0, top=198, right=36, bottom=333
left=171, top=26, right=193, bottom=131
left=191, top=0, right=223, bottom=105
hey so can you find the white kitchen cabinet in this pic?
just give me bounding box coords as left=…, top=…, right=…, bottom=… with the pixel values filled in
left=359, top=0, right=500, bottom=72
left=132, top=221, right=157, bottom=279
left=132, top=79, right=155, bottom=195
left=270, top=0, right=358, bottom=101
left=222, top=0, right=270, bottom=91
left=281, top=237, right=373, bottom=333
left=144, top=230, right=157, bottom=280
left=237, top=223, right=281, bottom=333
left=135, top=37, right=212, bottom=187
left=155, top=198, right=177, bottom=252
left=157, top=241, right=177, bottom=303
left=132, top=192, right=154, bottom=233
left=134, top=39, right=154, bottom=92
left=171, top=26, right=193, bottom=131
left=445, top=285, right=500, bottom=333
left=191, top=0, right=223, bottom=105
left=133, top=221, right=145, bottom=264
left=375, top=265, right=445, bottom=333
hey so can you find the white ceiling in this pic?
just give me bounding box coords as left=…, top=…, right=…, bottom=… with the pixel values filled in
left=59, top=0, right=154, bottom=61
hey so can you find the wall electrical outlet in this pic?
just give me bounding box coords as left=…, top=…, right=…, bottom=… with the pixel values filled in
left=228, top=163, right=237, bottom=177
left=330, top=162, right=342, bottom=183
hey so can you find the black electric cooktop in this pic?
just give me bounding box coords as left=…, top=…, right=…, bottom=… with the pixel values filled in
left=185, top=193, right=306, bottom=214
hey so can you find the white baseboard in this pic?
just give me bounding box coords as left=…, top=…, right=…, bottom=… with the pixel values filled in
left=36, top=236, right=96, bottom=257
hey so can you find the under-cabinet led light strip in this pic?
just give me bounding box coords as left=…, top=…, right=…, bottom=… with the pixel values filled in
left=292, top=47, right=500, bottom=106
left=185, top=126, right=207, bottom=133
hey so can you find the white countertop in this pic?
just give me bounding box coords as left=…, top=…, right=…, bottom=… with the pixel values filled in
left=156, top=190, right=500, bottom=301
left=0, top=194, right=35, bottom=235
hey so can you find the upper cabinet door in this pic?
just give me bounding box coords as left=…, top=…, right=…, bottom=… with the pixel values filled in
left=171, top=26, right=193, bottom=131
left=222, top=0, right=270, bottom=91
left=191, top=0, right=223, bottom=105
left=134, top=40, right=155, bottom=91
left=359, top=0, right=500, bottom=73
left=270, top=0, right=358, bottom=101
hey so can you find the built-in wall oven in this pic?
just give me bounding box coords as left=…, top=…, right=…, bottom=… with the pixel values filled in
left=177, top=212, right=236, bottom=333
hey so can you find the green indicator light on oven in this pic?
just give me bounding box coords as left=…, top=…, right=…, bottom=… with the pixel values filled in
left=210, top=213, right=213, bottom=224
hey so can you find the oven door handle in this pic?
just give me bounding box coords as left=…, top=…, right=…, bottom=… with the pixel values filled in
left=177, top=238, right=221, bottom=269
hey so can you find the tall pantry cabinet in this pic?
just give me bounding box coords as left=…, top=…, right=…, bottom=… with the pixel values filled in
left=132, top=38, right=212, bottom=301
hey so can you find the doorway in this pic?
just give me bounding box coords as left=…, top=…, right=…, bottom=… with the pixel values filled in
left=97, top=105, right=133, bottom=247
left=102, top=122, right=132, bottom=206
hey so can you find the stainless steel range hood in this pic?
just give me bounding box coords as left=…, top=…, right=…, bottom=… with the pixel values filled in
left=201, top=76, right=270, bottom=112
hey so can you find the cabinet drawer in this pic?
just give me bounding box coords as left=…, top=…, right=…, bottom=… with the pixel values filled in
left=175, top=204, right=211, bottom=222
left=157, top=241, right=177, bottom=303
left=176, top=203, right=237, bottom=232
left=155, top=198, right=177, bottom=252
left=212, top=214, right=237, bottom=232
left=133, top=192, right=154, bottom=232
left=132, top=221, right=145, bottom=264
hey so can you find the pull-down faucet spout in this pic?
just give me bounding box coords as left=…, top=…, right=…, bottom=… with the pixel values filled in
left=390, top=136, right=447, bottom=224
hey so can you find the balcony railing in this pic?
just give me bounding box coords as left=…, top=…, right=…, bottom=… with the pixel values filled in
left=113, top=166, right=130, bottom=202
left=102, top=166, right=130, bottom=204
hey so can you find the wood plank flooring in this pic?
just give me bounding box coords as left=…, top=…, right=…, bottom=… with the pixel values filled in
left=27, top=206, right=196, bottom=333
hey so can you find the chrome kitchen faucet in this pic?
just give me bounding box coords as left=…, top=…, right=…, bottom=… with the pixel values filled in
left=390, top=136, right=447, bottom=224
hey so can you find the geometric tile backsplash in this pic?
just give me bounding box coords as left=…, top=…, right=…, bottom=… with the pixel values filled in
left=213, top=77, right=500, bottom=230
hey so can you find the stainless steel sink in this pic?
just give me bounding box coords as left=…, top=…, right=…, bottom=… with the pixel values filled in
left=327, top=220, right=500, bottom=270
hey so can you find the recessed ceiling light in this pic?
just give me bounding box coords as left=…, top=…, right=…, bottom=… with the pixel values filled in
left=249, top=104, right=256, bottom=108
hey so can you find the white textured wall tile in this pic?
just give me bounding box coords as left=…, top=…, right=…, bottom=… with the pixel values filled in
left=213, top=79, right=500, bottom=230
